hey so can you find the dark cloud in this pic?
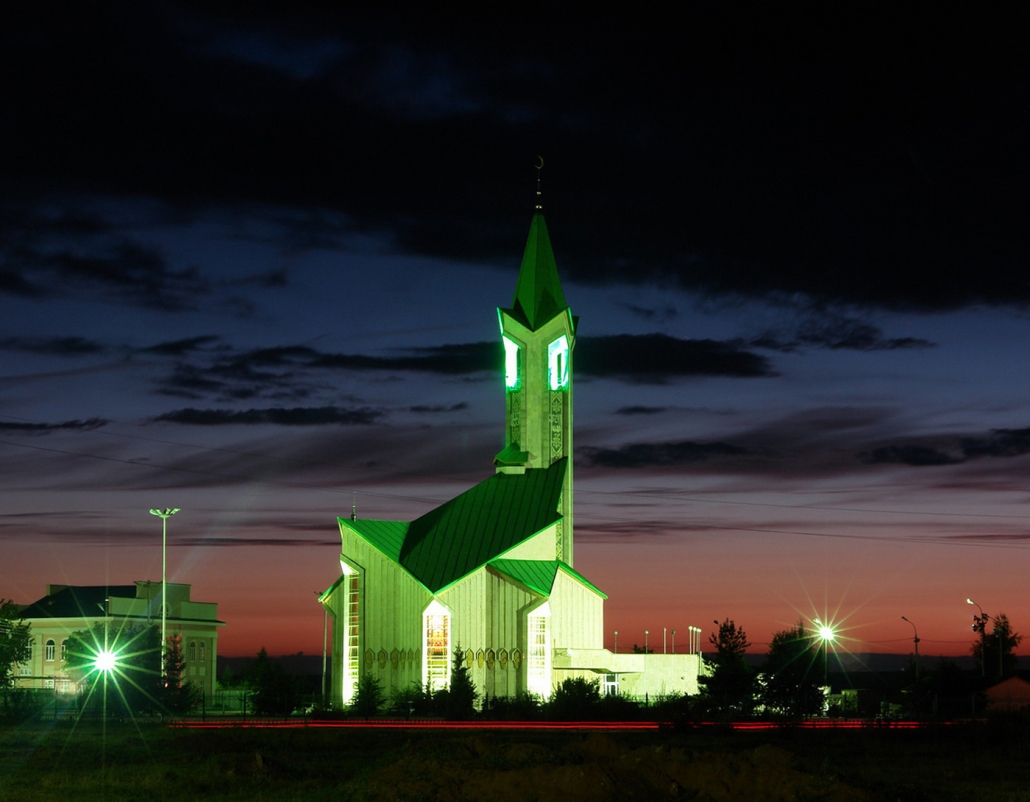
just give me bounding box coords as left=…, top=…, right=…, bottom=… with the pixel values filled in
left=2, top=7, right=1025, bottom=311
left=2, top=241, right=210, bottom=309
left=173, top=537, right=338, bottom=547
left=622, top=304, right=677, bottom=323
left=616, top=406, right=667, bottom=416
left=408, top=403, right=469, bottom=413
left=0, top=418, right=109, bottom=433
left=152, top=406, right=382, bottom=426
left=577, top=335, right=773, bottom=381
left=579, top=440, right=747, bottom=468
left=862, top=444, right=962, bottom=467
left=141, top=335, right=222, bottom=356
left=220, top=268, right=288, bottom=289
left=174, top=334, right=771, bottom=392
left=861, top=427, right=1030, bottom=467
left=0, top=336, right=107, bottom=356
left=750, top=317, right=935, bottom=353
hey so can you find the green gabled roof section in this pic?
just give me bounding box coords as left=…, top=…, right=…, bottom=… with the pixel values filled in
left=400, top=458, right=567, bottom=592
left=343, top=459, right=568, bottom=594
left=488, top=559, right=607, bottom=599
left=339, top=518, right=409, bottom=563
left=505, top=213, right=568, bottom=331
left=494, top=442, right=530, bottom=465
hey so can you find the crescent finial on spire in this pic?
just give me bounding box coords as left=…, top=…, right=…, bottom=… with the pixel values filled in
left=535, top=156, right=544, bottom=211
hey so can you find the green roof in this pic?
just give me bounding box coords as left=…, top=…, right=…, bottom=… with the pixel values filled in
left=506, top=213, right=568, bottom=331
left=494, top=442, right=530, bottom=465
left=489, top=559, right=607, bottom=599
left=342, top=459, right=567, bottom=593
left=339, top=519, right=409, bottom=563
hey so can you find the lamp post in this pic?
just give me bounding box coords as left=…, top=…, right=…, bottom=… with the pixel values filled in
left=644, top=630, right=649, bottom=654
left=671, top=630, right=676, bottom=654
left=967, top=598, right=986, bottom=678
left=901, top=616, right=920, bottom=680
left=613, top=631, right=618, bottom=654
left=814, top=618, right=834, bottom=685
left=149, top=508, right=180, bottom=681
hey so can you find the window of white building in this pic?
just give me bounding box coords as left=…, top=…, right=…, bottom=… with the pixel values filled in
left=45, top=640, right=55, bottom=661
left=189, top=642, right=196, bottom=661
left=200, top=642, right=206, bottom=661
left=526, top=602, right=552, bottom=699
left=60, top=640, right=67, bottom=661
left=422, top=600, right=451, bottom=692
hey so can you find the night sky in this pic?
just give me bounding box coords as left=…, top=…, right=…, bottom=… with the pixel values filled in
left=3, top=4, right=1029, bottom=659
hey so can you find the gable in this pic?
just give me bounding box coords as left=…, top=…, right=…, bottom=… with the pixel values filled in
left=488, top=558, right=607, bottom=599
left=341, top=458, right=567, bottom=593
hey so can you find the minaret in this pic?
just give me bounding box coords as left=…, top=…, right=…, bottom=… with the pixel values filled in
left=496, top=175, right=576, bottom=565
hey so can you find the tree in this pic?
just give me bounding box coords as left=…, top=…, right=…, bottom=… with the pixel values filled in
left=65, top=623, right=164, bottom=715
left=971, top=612, right=1022, bottom=680
left=243, top=648, right=297, bottom=716
left=759, top=621, right=824, bottom=719
left=699, top=618, right=755, bottom=718
left=548, top=676, right=601, bottom=720
left=352, top=672, right=384, bottom=717
left=161, top=635, right=200, bottom=714
left=446, top=647, right=478, bottom=719
left=0, top=600, right=31, bottom=690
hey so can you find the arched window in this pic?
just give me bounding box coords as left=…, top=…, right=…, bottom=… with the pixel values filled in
left=199, top=642, right=206, bottom=661
left=45, top=639, right=56, bottom=661
left=60, top=640, right=67, bottom=661
left=189, top=642, right=196, bottom=661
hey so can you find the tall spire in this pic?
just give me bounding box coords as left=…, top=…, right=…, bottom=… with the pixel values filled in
left=509, top=159, right=567, bottom=331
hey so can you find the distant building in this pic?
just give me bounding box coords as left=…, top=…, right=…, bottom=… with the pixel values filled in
left=16, top=582, right=224, bottom=697
left=984, top=676, right=1030, bottom=712
left=320, top=206, right=704, bottom=707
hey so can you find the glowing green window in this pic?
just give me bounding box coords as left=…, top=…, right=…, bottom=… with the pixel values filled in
left=503, top=336, right=520, bottom=390
left=548, top=335, right=569, bottom=390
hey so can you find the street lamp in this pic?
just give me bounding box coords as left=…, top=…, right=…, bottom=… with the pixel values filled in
left=149, top=508, right=180, bottom=681
left=814, top=618, right=835, bottom=684
left=613, top=631, right=618, bottom=654
left=644, top=630, right=649, bottom=654
left=901, top=616, right=920, bottom=680
left=967, top=598, right=987, bottom=677
left=671, top=630, right=676, bottom=654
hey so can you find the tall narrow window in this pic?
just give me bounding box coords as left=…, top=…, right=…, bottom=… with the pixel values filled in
left=200, top=642, right=206, bottom=661
left=189, top=642, right=197, bottom=661
left=337, top=560, right=362, bottom=704
left=422, top=600, right=451, bottom=692
left=548, top=335, right=569, bottom=390
left=503, top=336, right=520, bottom=389
left=344, top=572, right=361, bottom=703
left=45, top=640, right=55, bottom=661
left=60, top=640, right=67, bottom=661
left=526, top=602, right=552, bottom=699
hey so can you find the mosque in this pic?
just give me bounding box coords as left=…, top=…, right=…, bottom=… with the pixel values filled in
left=320, top=199, right=703, bottom=706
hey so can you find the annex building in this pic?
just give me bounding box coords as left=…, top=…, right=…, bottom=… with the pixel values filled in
left=321, top=206, right=703, bottom=706
left=16, top=582, right=223, bottom=697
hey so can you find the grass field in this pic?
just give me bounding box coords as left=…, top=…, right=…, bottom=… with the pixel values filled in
left=2, top=718, right=1030, bottom=801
